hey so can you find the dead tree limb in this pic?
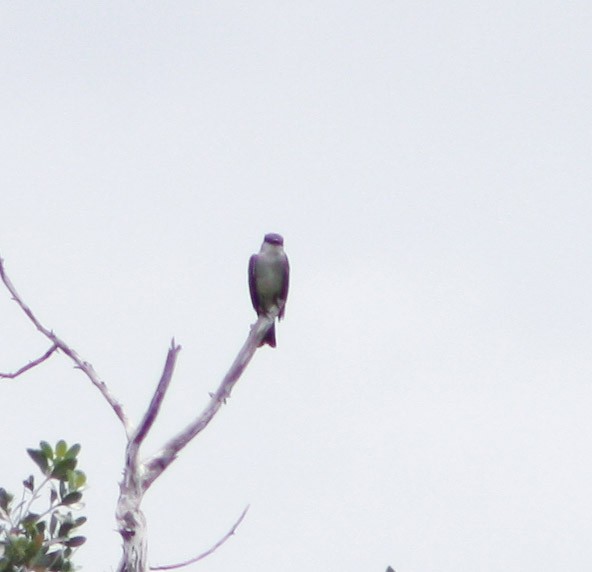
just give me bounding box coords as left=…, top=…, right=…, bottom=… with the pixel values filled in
left=0, top=344, right=58, bottom=379
left=149, top=505, right=249, bottom=570
left=115, top=314, right=275, bottom=572
left=142, top=313, right=276, bottom=491
left=0, top=256, right=132, bottom=436
left=115, top=341, right=182, bottom=572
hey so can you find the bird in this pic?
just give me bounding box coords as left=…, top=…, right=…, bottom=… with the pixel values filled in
left=248, top=233, right=290, bottom=347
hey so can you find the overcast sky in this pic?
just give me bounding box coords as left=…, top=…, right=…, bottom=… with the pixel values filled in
left=1, top=2, right=592, bottom=571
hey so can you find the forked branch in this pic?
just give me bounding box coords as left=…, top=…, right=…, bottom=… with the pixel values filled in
left=0, top=256, right=132, bottom=436
left=141, top=313, right=276, bottom=490
left=115, top=318, right=273, bottom=572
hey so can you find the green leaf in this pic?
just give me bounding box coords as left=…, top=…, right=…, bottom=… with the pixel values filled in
left=64, top=444, right=81, bottom=460
left=65, top=536, right=85, bottom=548
left=50, top=513, right=58, bottom=536
left=58, top=521, right=74, bottom=537
left=27, top=448, right=49, bottom=475
left=67, top=469, right=86, bottom=492
left=51, top=458, right=77, bottom=481
left=43, top=550, right=64, bottom=570
left=60, top=492, right=82, bottom=506
left=0, top=488, right=13, bottom=512
left=22, top=512, right=40, bottom=526
left=40, top=441, right=54, bottom=460
left=23, top=475, right=34, bottom=492
left=4, top=535, right=31, bottom=562
left=55, top=440, right=67, bottom=459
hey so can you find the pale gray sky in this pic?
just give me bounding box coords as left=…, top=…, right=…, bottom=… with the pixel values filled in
left=1, top=2, right=591, bottom=571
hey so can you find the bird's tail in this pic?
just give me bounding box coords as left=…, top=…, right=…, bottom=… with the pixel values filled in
left=260, top=322, right=277, bottom=348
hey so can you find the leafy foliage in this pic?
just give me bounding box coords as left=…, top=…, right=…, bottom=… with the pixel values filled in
left=0, top=441, right=87, bottom=571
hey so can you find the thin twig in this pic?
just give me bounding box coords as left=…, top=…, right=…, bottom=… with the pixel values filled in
left=0, top=256, right=132, bottom=436
left=0, top=344, right=58, bottom=379
left=141, top=313, right=276, bottom=490
left=16, top=474, right=52, bottom=525
left=149, top=505, right=250, bottom=570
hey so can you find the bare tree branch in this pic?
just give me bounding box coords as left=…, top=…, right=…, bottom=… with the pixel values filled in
left=116, top=315, right=273, bottom=570
left=0, top=256, right=132, bottom=436
left=131, top=340, right=182, bottom=450
left=149, top=505, right=250, bottom=570
left=115, top=341, right=183, bottom=572
left=0, top=344, right=58, bottom=379
left=141, top=313, right=276, bottom=491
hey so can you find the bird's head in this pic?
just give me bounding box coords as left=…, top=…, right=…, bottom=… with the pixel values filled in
left=264, top=233, right=284, bottom=246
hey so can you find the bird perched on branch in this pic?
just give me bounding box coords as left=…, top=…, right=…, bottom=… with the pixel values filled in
left=248, top=233, right=290, bottom=347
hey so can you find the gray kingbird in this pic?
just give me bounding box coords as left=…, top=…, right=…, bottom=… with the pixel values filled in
left=248, top=233, right=290, bottom=347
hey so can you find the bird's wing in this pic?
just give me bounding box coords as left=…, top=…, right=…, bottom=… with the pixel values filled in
left=248, top=254, right=260, bottom=312
left=279, top=255, right=290, bottom=320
